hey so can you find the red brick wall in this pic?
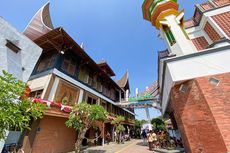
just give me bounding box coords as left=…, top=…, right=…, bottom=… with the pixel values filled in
left=32, top=116, right=76, bottom=153
left=212, top=12, right=230, bottom=38
left=204, top=22, right=221, bottom=42
left=191, top=36, right=209, bottom=51
left=171, top=79, right=227, bottom=153
left=196, top=73, right=230, bottom=151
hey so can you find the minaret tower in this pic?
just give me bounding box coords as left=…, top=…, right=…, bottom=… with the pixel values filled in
left=142, top=0, right=196, bottom=56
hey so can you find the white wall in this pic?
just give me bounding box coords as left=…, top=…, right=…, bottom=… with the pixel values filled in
left=161, top=65, right=173, bottom=114
left=168, top=48, right=230, bottom=82
left=0, top=17, right=42, bottom=82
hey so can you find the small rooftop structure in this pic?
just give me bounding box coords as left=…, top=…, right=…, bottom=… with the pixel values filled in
left=98, top=59, right=115, bottom=77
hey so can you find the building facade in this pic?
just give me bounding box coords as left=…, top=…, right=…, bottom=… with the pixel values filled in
left=0, top=17, right=42, bottom=82
left=142, top=0, right=230, bottom=152
left=21, top=3, right=135, bottom=153
left=0, top=17, right=42, bottom=152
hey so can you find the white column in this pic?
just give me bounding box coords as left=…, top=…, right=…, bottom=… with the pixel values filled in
left=96, top=98, right=101, bottom=105
left=135, top=88, right=139, bottom=97
left=119, top=90, right=122, bottom=102
left=125, top=90, right=129, bottom=101
left=160, top=13, right=196, bottom=56
left=48, top=77, right=60, bottom=101
left=41, top=74, right=52, bottom=99
left=145, top=107, right=151, bottom=124
left=102, top=123, right=105, bottom=146
left=77, top=89, right=84, bottom=104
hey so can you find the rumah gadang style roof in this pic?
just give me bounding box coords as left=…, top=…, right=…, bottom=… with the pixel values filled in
left=23, top=2, right=54, bottom=40
left=98, top=59, right=115, bottom=77
left=116, top=71, right=130, bottom=91
left=25, top=2, right=129, bottom=93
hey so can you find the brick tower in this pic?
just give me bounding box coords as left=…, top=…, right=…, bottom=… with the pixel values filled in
left=142, top=0, right=230, bottom=152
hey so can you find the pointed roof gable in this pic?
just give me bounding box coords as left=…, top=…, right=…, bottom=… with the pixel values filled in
left=140, top=81, right=159, bottom=97
left=23, top=2, right=54, bottom=40
left=117, top=71, right=130, bottom=91
left=98, top=59, right=115, bottom=77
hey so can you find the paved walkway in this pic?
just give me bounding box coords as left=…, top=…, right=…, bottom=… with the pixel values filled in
left=81, top=139, right=154, bottom=153
left=115, top=139, right=154, bottom=153
left=69, top=139, right=184, bottom=153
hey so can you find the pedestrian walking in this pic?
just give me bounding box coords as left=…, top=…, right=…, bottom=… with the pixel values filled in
left=121, top=132, right=125, bottom=144
left=114, top=131, right=117, bottom=143
left=105, top=132, right=111, bottom=145
left=147, top=130, right=157, bottom=151
left=94, top=131, right=98, bottom=146
left=141, top=129, right=147, bottom=145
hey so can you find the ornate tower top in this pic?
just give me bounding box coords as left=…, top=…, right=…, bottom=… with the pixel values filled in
left=142, top=0, right=196, bottom=56
left=142, top=0, right=179, bottom=29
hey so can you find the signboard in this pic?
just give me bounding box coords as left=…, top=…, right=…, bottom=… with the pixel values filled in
left=128, top=94, right=153, bottom=102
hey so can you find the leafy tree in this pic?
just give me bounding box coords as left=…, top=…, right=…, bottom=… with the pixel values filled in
left=134, top=119, right=147, bottom=138
left=151, top=117, right=166, bottom=131
left=111, top=116, right=125, bottom=144
left=135, top=119, right=147, bottom=129
left=0, top=70, right=45, bottom=140
left=66, top=102, right=108, bottom=153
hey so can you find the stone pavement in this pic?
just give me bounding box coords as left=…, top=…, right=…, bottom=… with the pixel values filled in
left=68, top=139, right=184, bottom=153
left=80, top=139, right=154, bottom=153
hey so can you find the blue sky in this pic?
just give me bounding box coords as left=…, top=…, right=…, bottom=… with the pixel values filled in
left=0, top=0, right=206, bottom=120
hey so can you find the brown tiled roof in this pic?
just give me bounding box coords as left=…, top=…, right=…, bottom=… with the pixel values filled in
left=212, top=11, right=230, bottom=38
left=213, top=0, right=230, bottom=7
left=200, top=2, right=214, bottom=11
left=98, top=59, right=115, bottom=77
left=184, top=0, right=230, bottom=29
left=140, top=81, right=159, bottom=97
left=117, top=71, right=129, bottom=90
left=23, top=2, right=54, bottom=40
left=34, top=27, right=122, bottom=90
left=191, top=36, right=209, bottom=51
left=204, top=22, right=221, bottom=42
left=184, top=8, right=202, bottom=29
left=184, top=19, right=197, bottom=28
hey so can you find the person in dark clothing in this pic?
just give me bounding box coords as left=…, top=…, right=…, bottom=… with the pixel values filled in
left=105, top=132, right=111, bottom=145
left=142, top=130, right=147, bottom=145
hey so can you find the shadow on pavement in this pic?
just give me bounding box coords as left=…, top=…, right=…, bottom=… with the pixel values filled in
left=136, top=142, right=148, bottom=146
left=81, top=150, right=106, bottom=153
left=153, top=148, right=185, bottom=153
